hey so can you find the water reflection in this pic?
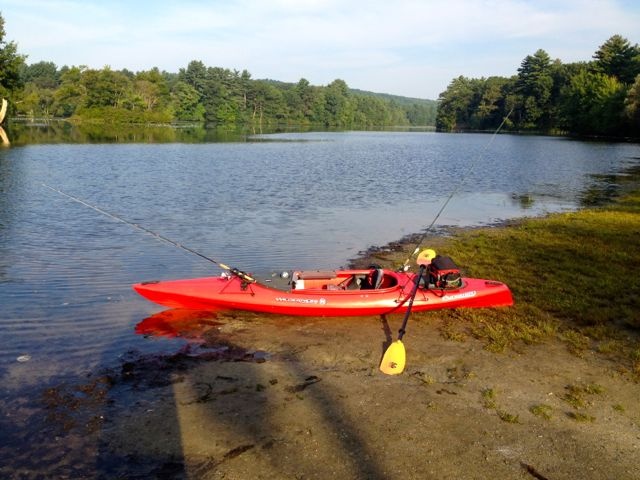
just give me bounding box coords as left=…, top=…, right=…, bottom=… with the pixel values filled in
left=0, top=126, right=9, bottom=146
left=4, top=120, right=438, bottom=146
left=581, top=165, right=640, bottom=206
left=4, top=120, right=328, bottom=145
left=135, top=309, right=222, bottom=340
left=511, top=193, right=535, bottom=209
left=5, top=120, right=247, bottom=144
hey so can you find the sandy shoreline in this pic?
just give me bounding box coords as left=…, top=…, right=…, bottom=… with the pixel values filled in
left=3, top=302, right=639, bottom=479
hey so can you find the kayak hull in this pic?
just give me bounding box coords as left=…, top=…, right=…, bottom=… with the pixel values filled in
left=133, top=269, right=513, bottom=317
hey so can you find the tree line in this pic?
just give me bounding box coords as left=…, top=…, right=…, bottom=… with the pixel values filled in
left=1, top=14, right=436, bottom=128
left=17, top=62, right=437, bottom=127
left=436, top=35, right=640, bottom=137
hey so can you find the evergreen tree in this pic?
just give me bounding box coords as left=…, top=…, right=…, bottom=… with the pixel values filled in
left=593, top=35, right=640, bottom=84
left=516, top=49, right=554, bottom=129
left=436, top=76, right=477, bottom=131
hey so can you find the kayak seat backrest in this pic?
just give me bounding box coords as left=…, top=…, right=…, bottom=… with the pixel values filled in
left=362, top=268, right=384, bottom=289
left=372, top=268, right=384, bottom=289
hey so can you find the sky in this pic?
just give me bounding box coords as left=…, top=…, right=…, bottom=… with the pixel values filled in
left=2, top=0, right=639, bottom=100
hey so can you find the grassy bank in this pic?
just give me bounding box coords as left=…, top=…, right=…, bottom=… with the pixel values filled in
left=363, top=190, right=640, bottom=377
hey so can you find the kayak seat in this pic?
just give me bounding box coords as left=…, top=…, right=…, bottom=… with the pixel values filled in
left=346, top=275, right=364, bottom=290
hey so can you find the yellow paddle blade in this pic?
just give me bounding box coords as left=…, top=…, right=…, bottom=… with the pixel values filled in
left=379, top=340, right=406, bottom=375
left=417, top=248, right=436, bottom=266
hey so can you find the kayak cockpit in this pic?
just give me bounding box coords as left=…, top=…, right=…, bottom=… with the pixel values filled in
left=290, top=269, right=399, bottom=291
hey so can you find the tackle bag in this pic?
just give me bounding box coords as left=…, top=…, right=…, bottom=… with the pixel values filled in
left=428, top=255, right=462, bottom=289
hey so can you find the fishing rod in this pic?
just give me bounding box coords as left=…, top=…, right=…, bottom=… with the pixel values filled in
left=382, top=110, right=515, bottom=376
left=42, top=183, right=256, bottom=283
left=401, top=107, right=514, bottom=270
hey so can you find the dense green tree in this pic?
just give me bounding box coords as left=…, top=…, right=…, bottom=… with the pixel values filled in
left=132, top=68, right=170, bottom=112
left=0, top=12, right=26, bottom=100
left=324, top=79, right=355, bottom=126
left=593, top=34, right=640, bottom=84
left=81, top=67, right=130, bottom=108
left=435, top=35, right=639, bottom=138
left=52, top=66, right=85, bottom=117
left=238, top=69, right=252, bottom=112
left=20, top=61, right=59, bottom=89
left=515, top=49, right=554, bottom=129
left=249, top=81, right=287, bottom=124
left=436, top=76, right=479, bottom=131
left=294, top=78, right=314, bottom=118
left=547, top=61, right=587, bottom=128
left=353, top=95, right=391, bottom=126
left=179, top=60, right=208, bottom=94
left=469, top=76, right=511, bottom=130
left=171, top=81, right=204, bottom=121
left=18, top=83, right=54, bottom=117
left=623, top=74, right=640, bottom=128
left=405, top=102, right=436, bottom=125
left=558, top=69, right=626, bottom=135
left=16, top=61, right=60, bottom=117
left=5, top=23, right=432, bottom=129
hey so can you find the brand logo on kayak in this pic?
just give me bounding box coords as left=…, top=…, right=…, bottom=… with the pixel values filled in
left=442, top=291, right=477, bottom=301
left=275, top=297, right=327, bottom=305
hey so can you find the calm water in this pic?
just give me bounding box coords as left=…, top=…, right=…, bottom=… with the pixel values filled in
left=1, top=129, right=639, bottom=393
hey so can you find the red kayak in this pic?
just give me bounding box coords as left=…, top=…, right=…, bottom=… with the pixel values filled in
left=133, top=262, right=513, bottom=317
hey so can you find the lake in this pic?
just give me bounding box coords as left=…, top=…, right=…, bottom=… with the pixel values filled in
left=1, top=126, right=639, bottom=396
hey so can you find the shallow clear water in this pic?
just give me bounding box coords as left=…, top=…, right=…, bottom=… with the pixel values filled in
left=1, top=130, right=639, bottom=391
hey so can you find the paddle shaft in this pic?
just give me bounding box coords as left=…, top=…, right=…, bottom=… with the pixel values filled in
left=397, top=264, right=426, bottom=340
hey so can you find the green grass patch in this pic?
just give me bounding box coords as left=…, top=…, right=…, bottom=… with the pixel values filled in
left=364, top=186, right=640, bottom=377
left=529, top=404, right=553, bottom=420
left=439, top=318, right=467, bottom=342
left=497, top=410, right=520, bottom=423
left=562, top=383, right=605, bottom=410
left=567, top=412, right=596, bottom=422
left=481, top=387, right=497, bottom=409
left=480, top=387, right=519, bottom=423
